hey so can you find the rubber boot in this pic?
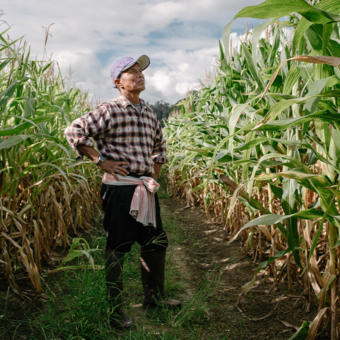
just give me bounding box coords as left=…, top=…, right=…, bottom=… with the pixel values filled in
left=104, top=248, right=133, bottom=329
left=140, top=248, right=181, bottom=309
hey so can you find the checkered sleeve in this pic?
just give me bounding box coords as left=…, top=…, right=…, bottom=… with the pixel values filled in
left=151, top=118, right=167, bottom=164
left=64, top=104, right=110, bottom=157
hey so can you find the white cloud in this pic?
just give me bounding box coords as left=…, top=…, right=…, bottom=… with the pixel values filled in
left=175, top=82, right=197, bottom=96
left=143, top=46, right=219, bottom=102
left=148, top=70, right=172, bottom=93
left=1, top=0, right=263, bottom=104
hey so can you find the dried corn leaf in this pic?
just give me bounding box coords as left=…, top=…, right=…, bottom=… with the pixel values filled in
left=307, top=307, right=328, bottom=340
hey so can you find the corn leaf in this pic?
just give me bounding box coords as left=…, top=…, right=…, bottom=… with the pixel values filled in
left=234, top=0, right=340, bottom=23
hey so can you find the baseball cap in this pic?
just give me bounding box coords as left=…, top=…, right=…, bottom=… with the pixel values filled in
left=110, top=55, right=150, bottom=88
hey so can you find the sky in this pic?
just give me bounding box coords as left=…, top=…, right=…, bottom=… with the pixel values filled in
left=0, top=0, right=263, bottom=104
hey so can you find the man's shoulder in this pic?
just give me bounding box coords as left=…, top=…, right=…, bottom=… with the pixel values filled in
left=110, top=95, right=129, bottom=106
left=95, top=97, right=125, bottom=112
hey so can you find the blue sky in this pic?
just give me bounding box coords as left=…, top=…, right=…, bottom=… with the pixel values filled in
left=1, top=0, right=263, bottom=104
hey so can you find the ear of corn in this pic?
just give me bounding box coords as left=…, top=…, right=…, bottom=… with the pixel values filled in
left=165, top=1, right=340, bottom=338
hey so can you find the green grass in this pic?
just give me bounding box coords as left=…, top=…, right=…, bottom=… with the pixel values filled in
left=2, top=207, right=219, bottom=340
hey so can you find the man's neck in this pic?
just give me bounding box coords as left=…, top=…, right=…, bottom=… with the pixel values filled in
left=120, top=90, right=140, bottom=104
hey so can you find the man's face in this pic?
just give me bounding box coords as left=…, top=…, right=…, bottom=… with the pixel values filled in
left=115, top=63, right=145, bottom=93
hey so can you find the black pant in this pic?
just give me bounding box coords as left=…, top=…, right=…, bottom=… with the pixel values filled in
left=100, top=183, right=168, bottom=253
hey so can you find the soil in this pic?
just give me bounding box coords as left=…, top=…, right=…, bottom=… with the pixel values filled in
left=160, top=195, right=324, bottom=340
left=0, top=194, right=327, bottom=340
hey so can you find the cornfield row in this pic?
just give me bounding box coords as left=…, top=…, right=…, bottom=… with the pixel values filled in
left=164, top=0, right=340, bottom=338
left=0, top=27, right=100, bottom=294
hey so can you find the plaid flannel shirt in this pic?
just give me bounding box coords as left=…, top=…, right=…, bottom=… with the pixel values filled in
left=64, top=95, right=167, bottom=176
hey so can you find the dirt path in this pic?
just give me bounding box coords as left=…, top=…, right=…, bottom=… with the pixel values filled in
left=160, top=195, right=319, bottom=340
left=1, top=194, right=324, bottom=340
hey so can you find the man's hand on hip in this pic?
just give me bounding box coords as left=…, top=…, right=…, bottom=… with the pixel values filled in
left=75, top=145, right=129, bottom=180
left=99, top=160, right=129, bottom=179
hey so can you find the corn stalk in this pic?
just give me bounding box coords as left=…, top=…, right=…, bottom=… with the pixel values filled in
left=165, top=0, right=340, bottom=338
left=0, top=27, right=100, bottom=293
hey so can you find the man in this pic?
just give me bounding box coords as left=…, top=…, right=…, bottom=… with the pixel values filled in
left=64, top=55, right=180, bottom=329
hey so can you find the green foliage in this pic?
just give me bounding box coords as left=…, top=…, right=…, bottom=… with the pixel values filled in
left=289, top=321, right=310, bottom=340
left=0, top=27, right=94, bottom=194
left=0, top=24, right=101, bottom=292
left=164, top=2, right=340, bottom=335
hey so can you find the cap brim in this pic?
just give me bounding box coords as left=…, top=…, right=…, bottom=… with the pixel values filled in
left=136, top=55, right=150, bottom=71
left=121, top=55, right=150, bottom=73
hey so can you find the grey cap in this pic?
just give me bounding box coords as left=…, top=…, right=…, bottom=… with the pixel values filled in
left=110, top=55, right=150, bottom=88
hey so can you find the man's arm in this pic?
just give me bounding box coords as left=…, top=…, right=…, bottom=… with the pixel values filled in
left=153, top=163, right=162, bottom=180
left=64, top=103, right=111, bottom=158
left=77, top=145, right=129, bottom=178
left=77, top=145, right=101, bottom=163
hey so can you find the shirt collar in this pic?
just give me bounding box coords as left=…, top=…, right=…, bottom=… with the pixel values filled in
left=116, top=94, right=147, bottom=110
